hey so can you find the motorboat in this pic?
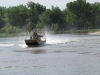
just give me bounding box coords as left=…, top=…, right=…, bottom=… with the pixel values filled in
left=25, top=30, right=46, bottom=47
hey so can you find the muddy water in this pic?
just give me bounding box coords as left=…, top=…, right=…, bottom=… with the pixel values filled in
left=0, top=34, right=100, bottom=75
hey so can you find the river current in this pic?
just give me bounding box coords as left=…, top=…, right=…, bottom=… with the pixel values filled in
left=0, top=34, right=100, bottom=75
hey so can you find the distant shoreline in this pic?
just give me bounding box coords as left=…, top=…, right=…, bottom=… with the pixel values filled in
left=88, top=31, right=100, bottom=35
left=0, top=29, right=100, bottom=37
left=55, top=29, right=100, bottom=34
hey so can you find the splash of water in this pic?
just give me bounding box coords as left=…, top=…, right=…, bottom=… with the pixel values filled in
left=45, top=34, right=79, bottom=44
left=0, top=44, right=14, bottom=47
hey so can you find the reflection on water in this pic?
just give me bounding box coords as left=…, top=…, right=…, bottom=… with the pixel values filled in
left=30, top=49, right=46, bottom=54
left=14, top=49, right=46, bottom=54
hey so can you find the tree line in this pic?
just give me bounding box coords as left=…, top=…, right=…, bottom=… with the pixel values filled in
left=0, top=0, right=100, bottom=33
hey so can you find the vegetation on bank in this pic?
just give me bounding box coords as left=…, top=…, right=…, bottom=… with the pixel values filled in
left=1, top=0, right=100, bottom=36
left=55, top=29, right=100, bottom=34
left=0, top=33, right=12, bottom=37
left=0, top=29, right=100, bottom=37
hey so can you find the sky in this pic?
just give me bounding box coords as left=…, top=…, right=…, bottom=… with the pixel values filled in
left=0, top=0, right=100, bottom=10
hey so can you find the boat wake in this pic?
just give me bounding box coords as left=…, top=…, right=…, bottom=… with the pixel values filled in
left=46, top=34, right=79, bottom=45
left=0, top=44, right=15, bottom=47
left=0, top=43, right=27, bottom=48
left=0, top=34, right=79, bottom=48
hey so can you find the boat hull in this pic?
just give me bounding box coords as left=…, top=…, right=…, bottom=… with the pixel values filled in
left=25, top=39, right=46, bottom=47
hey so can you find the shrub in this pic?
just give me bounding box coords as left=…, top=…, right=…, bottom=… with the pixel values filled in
left=1, top=24, right=21, bottom=33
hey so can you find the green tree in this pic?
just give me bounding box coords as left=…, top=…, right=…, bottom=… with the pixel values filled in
left=0, top=6, right=6, bottom=29
left=38, top=6, right=66, bottom=30
left=51, top=23, right=58, bottom=31
left=51, top=6, right=66, bottom=30
left=6, top=5, right=28, bottom=28
left=91, top=2, right=100, bottom=28
left=27, top=1, right=46, bottom=28
left=66, top=0, right=93, bottom=29
left=38, top=9, right=52, bottom=28
left=1, top=24, right=20, bottom=33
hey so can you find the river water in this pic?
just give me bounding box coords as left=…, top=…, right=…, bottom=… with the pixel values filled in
left=0, top=34, right=100, bottom=75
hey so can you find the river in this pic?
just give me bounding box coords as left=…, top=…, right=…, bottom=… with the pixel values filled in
left=0, top=34, right=100, bottom=75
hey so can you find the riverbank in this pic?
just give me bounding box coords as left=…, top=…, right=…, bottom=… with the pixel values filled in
left=0, top=32, right=26, bottom=37
left=0, top=29, right=100, bottom=37
left=88, top=31, right=100, bottom=35
left=0, top=33, right=12, bottom=37
left=56, top=29, right=100, bottom=34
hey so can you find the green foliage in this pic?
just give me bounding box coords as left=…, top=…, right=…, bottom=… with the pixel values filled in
left=38, top=6, right=66, bottom=30
left=39, top=9, right=52, bottom=27
left=0, top=33, right=12, bottom=37
left=27, top=1, right=46, bottom=25
left=1, top=24, right=20, bottom=33
left=0, top=6, right=6, bottom=29
left=1, top=0, right=100, bottom=34
left=24, top=22, right=35, bottom=30
left=36, top=23, right=44, bottom=29
left=66, top=0, right=94, bottom=29
left=6, top=5, right=28, bottom=28
left=51, top=23, right=58, bottom=31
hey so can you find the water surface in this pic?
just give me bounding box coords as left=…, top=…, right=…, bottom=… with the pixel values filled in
left=0, top=34, right=100, bottom=75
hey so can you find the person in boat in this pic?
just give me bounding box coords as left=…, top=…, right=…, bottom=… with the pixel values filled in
left=33, top=30, right=38, bottom=39
left=30, top=30, right=38, bottom=39
left=30, top=30, right=43, bottom=40
left=30, top=30, right=33, bottom=39
left=33, top=31, right=44, bottom=40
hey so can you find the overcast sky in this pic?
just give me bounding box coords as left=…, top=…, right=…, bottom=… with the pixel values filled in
left=0, top=0, right=100, bottom=9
